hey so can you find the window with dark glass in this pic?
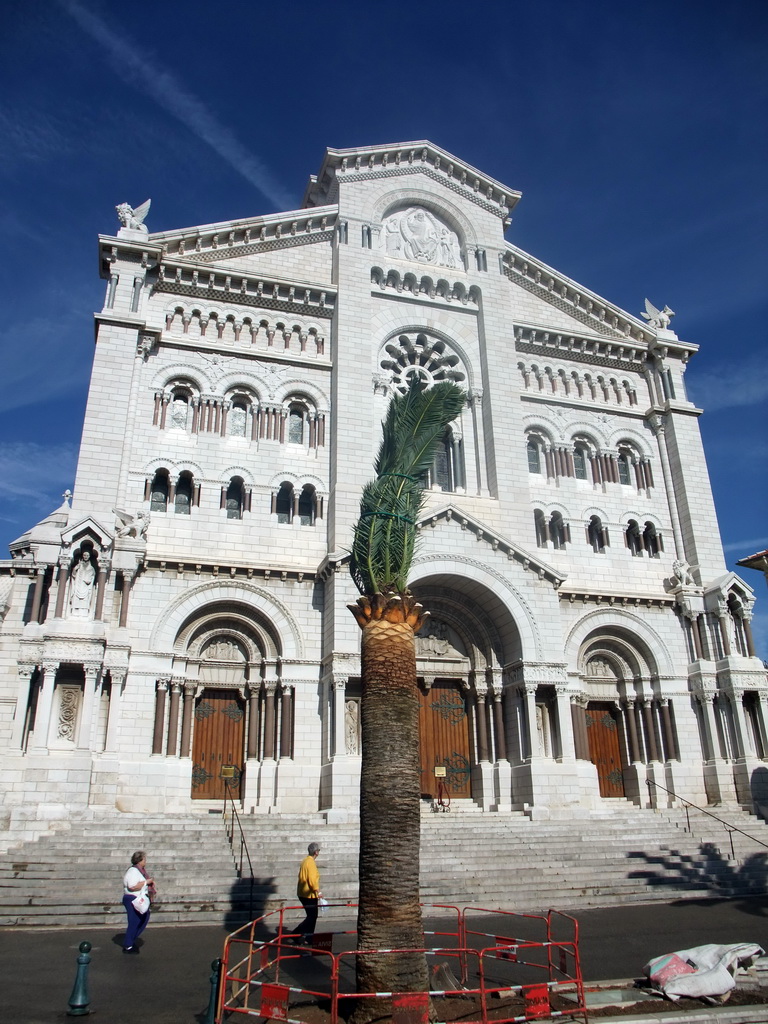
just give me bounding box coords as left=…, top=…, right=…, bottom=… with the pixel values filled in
left=573, top=446, right=588, bottom=480
left=276, top=482, right=293, bottom=523
left=150, top=470, right=169, bottom=512
left=618, top=452, right=632, bottom=486
left=226, top=478, right=244, bottom=520
left=588, top=515, right=606, bottom=553
left=626, top=519, right=643, bottom=556
left=534, top=509, right=548, bottom=547
left=550, top=512, right=567, bottom=550
left=288, top=406, right=304, bottom=444
left=527, top=438, right=541, bottom=474
left=643, top=521, right=660, bottom=557
left=298, top=485, right=316, bottom=526
left=175, top=473, right=192, bottom=515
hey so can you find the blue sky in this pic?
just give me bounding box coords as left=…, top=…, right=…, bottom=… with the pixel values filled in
left=1, top=0, right=766, bottom=653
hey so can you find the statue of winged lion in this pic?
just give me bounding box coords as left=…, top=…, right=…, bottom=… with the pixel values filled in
left=641, top=298, right=675, bottom=330
left=116, top=199, right=151, bottom=233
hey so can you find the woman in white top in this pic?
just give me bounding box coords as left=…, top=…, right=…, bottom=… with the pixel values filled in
left=122, top=850, right=155, bottom=954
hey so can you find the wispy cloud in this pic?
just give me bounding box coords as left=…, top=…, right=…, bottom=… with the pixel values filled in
left=724, top=538, right=768, bottom=554
left=686, top=353, right=768, bottom=412
left=0, top=442, right=78, bottom=505
left=58, top=0, right=294, bottom=212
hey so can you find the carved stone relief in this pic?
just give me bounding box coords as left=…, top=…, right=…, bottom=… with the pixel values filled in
left=56, top=686, right=81, bottom=743
left=380, top=207, right=463, bottom=269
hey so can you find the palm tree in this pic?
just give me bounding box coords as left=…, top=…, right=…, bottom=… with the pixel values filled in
left=348, top=377, right=465, bottom=1018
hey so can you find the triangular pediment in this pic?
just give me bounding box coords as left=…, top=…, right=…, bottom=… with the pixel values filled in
left=61, top=516, right=113, bottom=550
left=317, top=504, right=566, bottom=588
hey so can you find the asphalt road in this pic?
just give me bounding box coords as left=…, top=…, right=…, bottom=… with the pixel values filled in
left=2, top=895, right=767, bottom=1023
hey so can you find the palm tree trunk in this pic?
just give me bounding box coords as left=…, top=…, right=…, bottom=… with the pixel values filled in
left=350, top=594, right=430, bottom=1020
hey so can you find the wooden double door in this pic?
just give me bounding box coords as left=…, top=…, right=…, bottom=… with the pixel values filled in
left=418, top=680, right=472, bottom=799
left=585, top=701, right=626, bottom=798
left=191, top=688, right=245, bottom=800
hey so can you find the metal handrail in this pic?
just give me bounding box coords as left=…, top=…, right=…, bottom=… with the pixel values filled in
left=222, top=782, right=255, bottom=921
left=646, top=778, right=768, bottom=860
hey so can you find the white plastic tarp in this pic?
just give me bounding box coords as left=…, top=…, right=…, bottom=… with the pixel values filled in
left=644, top=942, right=764, bottom=1001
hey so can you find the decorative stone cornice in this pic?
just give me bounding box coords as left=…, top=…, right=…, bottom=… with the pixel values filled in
left=514, top=323, right=649, bottom=370
left=558, top=589, right=675, bottom=607
left=145, top=559, right=315, bottom=583
left=304, top=142, right=520, bottom=224
left=153, top=261, right=335, bottom=320
left=147, top=205, right=338, bottom=261
left=504, top=248, right=655, bottom=343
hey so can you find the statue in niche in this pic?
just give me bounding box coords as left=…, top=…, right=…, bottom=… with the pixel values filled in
left=380, top=207, right=463, bottom=269
left=641, top=298, right=675, bottom=331
left=116, top=199, right=151, bottom=233
left=345, top=700, right=359, bottom=755
left=114, top=508, right=150, bottom=540
left=68, top=550, right=96, bottom=618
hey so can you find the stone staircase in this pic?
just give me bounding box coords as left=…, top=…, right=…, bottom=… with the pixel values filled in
left=2, top=801, right=768, bottom=928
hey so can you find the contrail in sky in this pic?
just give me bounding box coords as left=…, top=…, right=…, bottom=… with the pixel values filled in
left=59, top=0, right=294, bottom=211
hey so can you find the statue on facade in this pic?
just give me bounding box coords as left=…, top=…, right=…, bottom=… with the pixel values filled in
left=68, top=550, right=96, bottom=617
left=114, top=508, right=150, bottom=540
left=672, top=559, right=695, bottom=587
left=641, top=298, right=675, bottom=331
left=116, top=199, right=151, bottom=234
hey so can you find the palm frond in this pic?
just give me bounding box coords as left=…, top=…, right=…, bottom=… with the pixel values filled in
left=350, top=378, right=465, bottom=595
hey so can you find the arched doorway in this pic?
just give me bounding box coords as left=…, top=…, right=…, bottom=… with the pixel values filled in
left=191, top=687, right=246, bottom=799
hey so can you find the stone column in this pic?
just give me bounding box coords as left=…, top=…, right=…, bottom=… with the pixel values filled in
left=467, top=387, right=487, bottom=495
left=30, top=661, right=58, bottom=752
left=11, top=665, right=36, bottom=749
left=641, top=699, right=660, bottom=761
left=77, top=666, right=100, bottom=750
left=570, top=698, right=587, bottom=759
left=659, top=699, right=678, bottom=761
left=756, top=694, right=768, bottom=759
left=179, top=684, right=195, bottom=757
left=152, top=680, right=168, bottom=755
left=263, top=682, right=277, bottom=759
left=333, top=676, right=347, bottom=757
left=718, top=608, right=732, bottom=657
left=246, top=685, right=260, bottom=759
left=649, top=416, right=686, bottom=559
left=522, top=684, right=540, bottom=759
left=699, top=693, right=719, bottom=761
left=166, top=681, right=182, bottom=756
left=624, top=697, right=642, bottom=762
left=29, top=567, right=47, bottom=624
left=94, top=564, right=110, bottom=621
left=104, top=671, right=125, bottom=753
left=53, top=561, right=70, bottom=619
left=491, top=688, right=507, bottom=761
left=554, top=684, right=576, bottom=759
left=280, top=684, right=293, bottom=759
left=686, top=611, right=703, bottom=661
left=118, top=571, right=133, bottom=628
left=475, top=685, right=490, bottom=762
left=729, top=691, right=750, bottom=759
left=742, top=610, right=757, bottom=658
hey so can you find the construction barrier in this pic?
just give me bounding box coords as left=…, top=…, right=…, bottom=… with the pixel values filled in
left=217, top=904, right=587, bottom=1024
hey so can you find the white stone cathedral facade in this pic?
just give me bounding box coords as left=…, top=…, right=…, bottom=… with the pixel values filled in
left=1, top=141, right=766, bottom=838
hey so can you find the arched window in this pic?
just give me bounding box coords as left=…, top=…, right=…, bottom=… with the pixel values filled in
left=573, top=445, right=588, bottom=480
left=170, top=390, right=190, bottom=430
left=626, top=519, right=643, bottom=556
left=287, top=404, right=306, bottom=445
left=534, top=509, right=548, bottom=547
left=228, top=399, right=248, bottom=438
left=550, top=512, right=568, bottom=550
left=175, top=472, right=193, bottom=515
left=587, top=515, right=606, bottom=554
left=420, top=429, right=464, bottom=492
left=226, top=477, right=245, bottom=520
left=275, top=482, right=293, bottom=523
left=298, top=485, right=316, bottom=526
left=643, top=521, right=660, bottom=558
left=527, top=437, right=542, bottom=474
left=150, top=470, right=169, bottom=512
left=617, top=451, right=632, bottom=486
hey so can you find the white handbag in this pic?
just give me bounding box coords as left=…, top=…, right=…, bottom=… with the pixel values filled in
left=132, top=892, right=150, bottom=914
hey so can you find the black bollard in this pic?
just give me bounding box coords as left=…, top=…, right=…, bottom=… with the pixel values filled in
left=203, top=958, right=223, bottom=1024
left=67, top=941, right=92, bottom=1016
